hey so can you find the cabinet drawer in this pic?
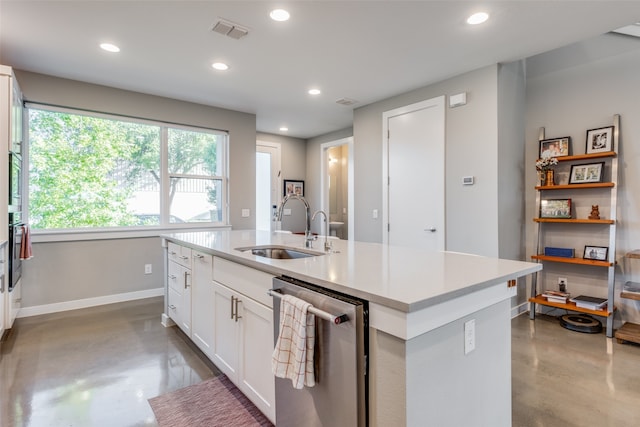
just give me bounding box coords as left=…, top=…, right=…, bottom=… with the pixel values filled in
left=167, top=286, right=181, bottom=323
left=168, top=260, right=190, bottom=293
left=168, top=242, right=192, bottom=268
left=213, top=257, right=273, bottom=308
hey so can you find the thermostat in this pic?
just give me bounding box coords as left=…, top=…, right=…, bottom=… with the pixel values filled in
left=462, top=176, right=474, bottom=185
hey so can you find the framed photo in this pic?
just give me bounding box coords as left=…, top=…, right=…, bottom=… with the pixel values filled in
left=283, top=179, right=304, bottom=197
left=569, top=162, right=604, bottom=184
left=583, top=245, right=608, bottom=261
left=585, top=126, right=614, bottom=154
left=539, top=137, right=571, bottom=158
left=540, top=199, right=572, bottom=219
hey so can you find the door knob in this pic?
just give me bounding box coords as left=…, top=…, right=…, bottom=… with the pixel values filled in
left=425, top=227, right=437, bottom=232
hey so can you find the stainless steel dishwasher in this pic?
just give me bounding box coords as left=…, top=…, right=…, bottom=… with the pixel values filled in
left=270, top=276, right=368, bottom=426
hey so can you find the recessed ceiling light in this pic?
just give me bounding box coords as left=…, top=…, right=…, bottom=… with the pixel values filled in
left=279, top=127, right=289, bottom=132
left=467, top=12, right=489, bottom=25
left=100, top=43, right=120, bottom=53
left=212, top=62, right=229, bottom=71
left=270, top=9, right=290, bottom=22
left=308, top=88, right=321, bottom=95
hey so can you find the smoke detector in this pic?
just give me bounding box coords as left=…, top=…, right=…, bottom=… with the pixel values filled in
left=211, top=19, right=249, bottom=40
left=335, top=97, right=359, bottom=106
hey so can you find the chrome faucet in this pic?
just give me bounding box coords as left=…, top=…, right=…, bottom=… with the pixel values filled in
left=312, top=210, right=332, bottom=252
left=276, top=194, right=314, bottom=248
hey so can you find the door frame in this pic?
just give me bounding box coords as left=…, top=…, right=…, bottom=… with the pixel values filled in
left=320, top=137, right=354, bottom=241
left=381, top=96, right=445, bottom=245
left=256, top=141, right=281, bottom=231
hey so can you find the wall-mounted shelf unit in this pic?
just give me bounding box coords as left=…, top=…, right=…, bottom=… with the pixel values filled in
left=615, top=250, right=640, bottom=344
left=529, top=114, right=619, bottom=338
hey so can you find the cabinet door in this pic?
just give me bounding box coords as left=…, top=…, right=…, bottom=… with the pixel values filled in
left=212, top=282, right=239, bottom=381
left=191, top=252, right=214, bottom=359
left=238, top=296, right=275, bottom=423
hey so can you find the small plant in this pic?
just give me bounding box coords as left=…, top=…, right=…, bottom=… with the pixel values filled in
left=536, top=151, right=558, bottom=172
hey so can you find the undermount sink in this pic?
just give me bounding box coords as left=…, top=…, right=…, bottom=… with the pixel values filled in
left=236, top=245, right=325, bottom=260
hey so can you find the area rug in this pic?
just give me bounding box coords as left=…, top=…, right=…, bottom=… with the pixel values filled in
left=148, top=375, right=273, bottom=427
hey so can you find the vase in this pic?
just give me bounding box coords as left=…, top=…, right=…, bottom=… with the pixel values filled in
left=544, top=169, right=555, bottom=186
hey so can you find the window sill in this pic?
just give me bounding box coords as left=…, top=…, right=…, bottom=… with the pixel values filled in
left=31, top=224, right=232, bottom=243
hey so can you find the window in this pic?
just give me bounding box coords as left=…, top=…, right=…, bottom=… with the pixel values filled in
left=27, top=106, right=227, bottom=230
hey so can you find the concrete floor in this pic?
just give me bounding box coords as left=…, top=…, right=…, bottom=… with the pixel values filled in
left=1, top=297, right=639, bottom=426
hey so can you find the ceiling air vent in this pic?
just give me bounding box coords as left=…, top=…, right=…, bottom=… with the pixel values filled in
left=211, top=19, right=249, bottom=40
left=335, top=97, right=359, bottom=106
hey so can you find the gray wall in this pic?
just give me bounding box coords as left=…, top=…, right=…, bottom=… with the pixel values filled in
left=524, top=33, right=640, bottom=324
left=16, top=71, right=256, bottom=309
left=352, top=65, right=505, bottom=256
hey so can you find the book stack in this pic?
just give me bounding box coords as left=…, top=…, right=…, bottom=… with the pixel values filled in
left=542, top=290, right=570, bottom=303
left=570, top=295, right=608, bottom=310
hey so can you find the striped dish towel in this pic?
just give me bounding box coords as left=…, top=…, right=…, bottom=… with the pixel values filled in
left=271, top=294, right=316, bottom=389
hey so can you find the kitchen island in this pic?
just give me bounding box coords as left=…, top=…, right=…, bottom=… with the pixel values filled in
left=162, top=230, right=541, bottom=426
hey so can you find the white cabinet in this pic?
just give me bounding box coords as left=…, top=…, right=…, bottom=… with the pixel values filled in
left=191, top=250, right=214, bottom=359
left=167, top=248, right=192, bottom=336
left=212, top=257, right=276, bottom=423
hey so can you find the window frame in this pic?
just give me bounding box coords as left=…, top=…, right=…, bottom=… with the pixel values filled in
left=25, top=103, right=229, bottom=238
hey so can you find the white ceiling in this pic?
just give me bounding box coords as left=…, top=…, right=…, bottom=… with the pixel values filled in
left=1, top=1, right=639, bottom=139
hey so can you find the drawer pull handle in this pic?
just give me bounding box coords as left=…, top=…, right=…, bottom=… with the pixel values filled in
left=179, top=255, right=189, bottom=260
left=169, top=251, right=177, bottom=255
left=234, top=296, right=242, bottom=322
left=169, top=304, right=176, bottom=310
left=194, top=254, right=204, bottom=259
left=184, top=272, right=190, bottom=289
left=169, top=274, right=177, bottom=280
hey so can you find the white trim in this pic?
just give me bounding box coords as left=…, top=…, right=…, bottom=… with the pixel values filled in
left=17, top=287, right=165, bottom=318
left=511, top=301, right=530, bottom=319
left=320, top=137, right=354, bottom=241
left=381, top=96, right=446, bottom=245
left=256, top=141, right=282, bottom=231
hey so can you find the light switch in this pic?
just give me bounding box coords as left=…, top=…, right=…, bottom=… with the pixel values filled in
left=241, top=209, right=250, bottom=218
left=372, top=209, right=378, bottom=219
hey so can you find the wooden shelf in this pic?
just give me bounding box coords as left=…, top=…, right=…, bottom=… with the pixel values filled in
left=535, top=182, right=615, bottom=191
left=621, top=281, right=640, bottom=301
left=529, top=295, right=614, bottom=317
left=615, top=322, right=640, bottom=345
left=554, top=151, right=616, bottom=162
left=531, top=254, right=613, bottom=267
left=533, top=218, right=614, bottom=224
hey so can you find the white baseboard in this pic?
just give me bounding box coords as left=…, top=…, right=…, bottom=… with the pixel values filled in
left=17, top=288, right=165, bottom=318
left=511, top=301, right=529, bottom=319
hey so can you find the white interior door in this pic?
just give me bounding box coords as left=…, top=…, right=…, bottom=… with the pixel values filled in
left=383, top=96, right=445, bottom=250
left=256, top=142, right=281, bottom=231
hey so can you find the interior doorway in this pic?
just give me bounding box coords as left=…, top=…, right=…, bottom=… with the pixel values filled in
left=256, top=142, right=281, bottom=231
left=382, top=96, right=445, bottom=250
left=320, top=137, right=354, bottom=240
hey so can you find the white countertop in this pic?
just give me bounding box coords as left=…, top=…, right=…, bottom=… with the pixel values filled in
left=162, top=230, right=541, bottom=313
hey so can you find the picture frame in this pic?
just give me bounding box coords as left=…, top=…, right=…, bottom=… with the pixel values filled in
left=540, top=198, right=572, bottom=219
left=583, top=245, right=608, bottom=261
left=283, top=179, right=304, bottom=197
left=539, top=137, right=571, bottom=158
left=569, top=162, right=604, bottom=184
left=585, top=126, right=614, bottom=154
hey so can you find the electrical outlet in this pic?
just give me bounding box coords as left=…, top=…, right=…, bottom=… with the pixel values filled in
left=558, top=277, right=567, bottom=292
left=464, top=319, right=476, bottom=355
left=145, top=264, right=152, bottom=275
